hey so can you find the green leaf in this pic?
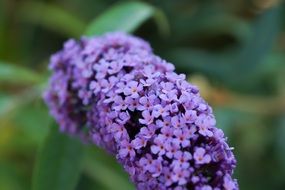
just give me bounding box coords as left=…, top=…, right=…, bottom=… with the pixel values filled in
left=0, top=94, right=14, bottom=117
left=0, top=87, right=41, bottom=119
left=276, top=116, right=285, bottom=171
left=153, top=9, right=170, bottom=38
left=0, top=162, right=27, bottom=190
left=0, top=0, right=6, bottom=56
left=0, top=61, right=42, bottom=84
left=165, top=6, right=282, bottom=91
left=85, top=1, right=154, bottom=35
left=13, top=102, right=50, bottom=144
left=231, top=6, right=282, bottom=81
left=166, top=1, right=250, bottom=44
left=32, top=124, right=84, bottom=190
left=165, top=48, right=232, bottom=77
left=19, top=2, right=87, bottom=37
left=76, top=174, right=106, bottom=190
left=83, top=147, right=135, bottom=190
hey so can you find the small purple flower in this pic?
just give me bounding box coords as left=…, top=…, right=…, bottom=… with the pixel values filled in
left=149, top=159, right=163, bottom=177
left=131, top=136, right=147, bottom=149
left=161, top=82, right=175, bottom=93
left=104, top=90, right=117, bottom=103
left=108, top=60, right=123, bottom=74
left=119, top=140, right=136, bottom=159
left=151, top=136, right=167, bottom=156
left=176, top=80, right=190, bottom=91
left=124, top=81, right=143, bottom=98
left=112, top=96, right=127, bottom=111
left=139, top=125, right=156, bottom=139
left=152, top=104, right=170, bottom=118
left=78, top=89, right=92, bottom=105
left=172, top=151, right=192, bottom=169
left=179, top=91, right=192, bottom=104
left=183, top=110, right=197, bottom=124
left=125, top=96, right=139, bottom=111
left=109, top=122, right=127, bottom=141
left=142, top=65, right=160, bottom=79
left=185, top=126, right=197, bottom=139
left=116, top=111, right=130, bottom=125
left=173, top=129, right=191, bottom=148
left=89, top=80, right=100, bottom=93
left=93, top=61, right=108, bottom=79
left=194, top=147, right=211, bottom=164
left=195, top=114, right=214, bottom=137
left=159, top=90, right=177, bottom=102
left=165, top=142, right=180, bottom=159
left=201, top=185, right=212, bottom=190
left=159, top=125, right=174, bottom=142
left=161, top=167, right=173, bottom=187
left=191, top=176, right=200, bottom=184
left=197, top=103, right=208, bottom=112
left=139, top=154, right=154, bottom=172
left=223, top=174, right=237, bottom=190
left=170, top=102, right=179, bottom=113
left=139, top=110, right=154, bottom=125
left=100, top=76, right=118, bottom=93
left=121, top=73, right=135, bottom=81
left=171, top=115, right=186, bottom=128
left=115, top=82, right=126, bottom=93
left=171, top=167, right=190, bottom=185
left=156, top=116, right=172, bottom=128
left=137, top=95, right=157, bottom=111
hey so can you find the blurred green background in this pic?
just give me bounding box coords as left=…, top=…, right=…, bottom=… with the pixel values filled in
left=1, top=0, right=285, bottom=190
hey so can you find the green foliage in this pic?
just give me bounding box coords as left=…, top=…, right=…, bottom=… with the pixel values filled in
left=19, top=2, right=87, bottom=37
left=0, top=61, right=42, bottom=84
left=0, top=94, right=14, bottom=117
left=83, top=148, right=135, bottom=190
left=85, top=1, right=154, bottom=35
left=230, top=6, right=282, bottom=87
left=0, top=0, right=285, bottom=190
left=32, top=125, right=84, bottom=190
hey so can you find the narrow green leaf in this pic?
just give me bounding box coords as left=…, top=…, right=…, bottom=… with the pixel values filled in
left=165, top=48, right=232, bottom=77
left=0, top=61, right=42, bottom=84
left=277, top=116, right=285, bottom=174
left=32, top=124, right=84, bottom=190
left=231, top=5, right=282, bottom=80
left=0, top=163, right=26, bottom=190
left=153, top=9, right=171, bottom=37
left=166, top=6, right=282, bottom=91
left=83, top=148, right=135, bottom=190
left=173, top=4, right=251, bottom=44
left=0, top=0, right=6, bottom=56
left=85, top=1, right=154, bottom=35
left=19, top=2, right=87, bottom=37
left=0, top=94, right=14, bottom=117
left=0, top=87, right=41, bottom=119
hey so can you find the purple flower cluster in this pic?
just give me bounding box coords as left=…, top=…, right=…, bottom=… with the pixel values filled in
left=44, top=32, right=238, bottom=190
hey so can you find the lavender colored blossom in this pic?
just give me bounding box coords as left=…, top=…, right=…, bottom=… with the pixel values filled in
left=44, top=32, right=238, bottom=190
left=194, top=147, right=211, bottom=164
